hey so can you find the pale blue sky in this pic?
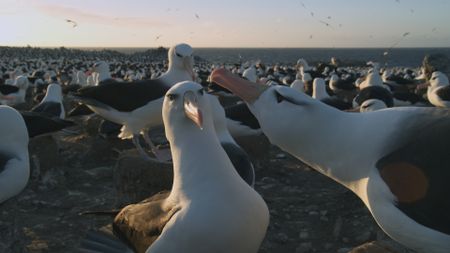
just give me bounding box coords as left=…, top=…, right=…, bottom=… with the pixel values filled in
left=0, top=0, right=449, bottom=48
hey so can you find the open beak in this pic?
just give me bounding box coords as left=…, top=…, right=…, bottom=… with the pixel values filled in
left=183, top=56, right=196, bottom=81
left=210, top=68, right=267, bottom=104
left=184, top=91, right=203, bottom=129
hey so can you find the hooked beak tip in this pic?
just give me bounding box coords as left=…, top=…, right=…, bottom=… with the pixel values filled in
left=184, top=91, right=203, bottom=129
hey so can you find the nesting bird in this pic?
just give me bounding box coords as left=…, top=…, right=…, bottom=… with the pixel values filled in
left=80, top=81, right=269, bottom=253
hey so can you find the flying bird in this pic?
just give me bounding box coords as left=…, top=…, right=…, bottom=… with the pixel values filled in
left=65, top=19, right=78, bottom=28
left=155, top=35, right=162, bottom=41
left=195, top=13, right=200, bottom=19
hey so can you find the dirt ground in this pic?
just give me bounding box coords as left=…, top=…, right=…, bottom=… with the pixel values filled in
left=0, top=116, right=412, bottom=253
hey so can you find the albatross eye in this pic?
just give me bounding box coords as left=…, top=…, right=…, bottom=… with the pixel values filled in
left=175, top=52, right=183, bottom=58
left=274, top=90, right=307, bottom=106
left=166, top=94, right=178, bottom=101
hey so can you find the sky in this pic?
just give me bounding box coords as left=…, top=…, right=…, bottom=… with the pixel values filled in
left=0, top=0, right=449, bottom=48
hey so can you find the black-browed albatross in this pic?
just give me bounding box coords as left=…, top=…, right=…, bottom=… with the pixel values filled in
left=71, top=43, right=196, bottom=161
left=211, top=68, right=450, bottom=253
left=0, top=106, right=30, bottom=204
left=80, top=81, right=269, bottom=253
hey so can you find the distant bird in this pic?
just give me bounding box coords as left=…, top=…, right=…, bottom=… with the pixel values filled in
left=155, top=35, right=162, bottom=41
left=0, top=76, right=29, bottom=106
left=80, top=81, right=269, bottom=253
left=359, top=99, right=387, bottom=112
left=427, top=71, right=450, bottom=108
left=195, top=13, right=200, bottom=19
left=242, top=65, right=257, bottom=82
left=313, top=78, right=351, bottom=110
left=31, top=83, right=65, bottom=119
left=329, top=74, right=356, bottom=92
left=211, top=68, right=450, bottom=253
left=92, top=61, right=112, bottom=85
left=0, top=106, right=29, bottom=204
left=65, top=19, right=78, bottom=28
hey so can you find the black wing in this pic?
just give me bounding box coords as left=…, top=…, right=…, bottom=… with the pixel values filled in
left=0, top=84, right=19, bottom=95
left=221, top=142, right=255, bottom=187
left=68, top=104, right=94, bottom=117
left=73, top=79, right=170, bottom=112
left=321, top=97, right=353, bottom=110
left=31, top=102, right=62, bottom=118
left=225, top=103, right=260, bottom=130
left=355, top=86, right=394, bottom=107
left=376, top=118, right=450, bottom=235
left=21, top=111, right=74, bottom=138
left=0, top=152, right=14, bottom=174
left=436, top=86, right=450, bottom=102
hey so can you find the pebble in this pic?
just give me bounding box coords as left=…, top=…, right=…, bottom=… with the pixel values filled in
left=323, top=243, right=333, bottom=250
left=337, top=247, right=352, bottom=253
left=355, top=230, right=372, bottom=243
left=274, top=232, right=289, bottom=244
left=299, top=230, right=309, bottom=240
left=275, top=153, right=286, bottom=159
left=295, top=242, right=313, bottom=253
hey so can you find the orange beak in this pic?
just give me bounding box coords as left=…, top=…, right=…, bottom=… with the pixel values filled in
left=184, top=91, right=203, bottom=129
left=210, top=68, right=267, bottom=104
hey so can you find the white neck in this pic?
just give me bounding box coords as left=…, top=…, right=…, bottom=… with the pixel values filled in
left=97, top=70, right=111, bottom=83
left=168, top=127, right=241, bottom=200
left=263, top=105, right=410, bottom=196
left=312, top=82, right=330, bottom=99
left=159, top=66, right=193, bottom=86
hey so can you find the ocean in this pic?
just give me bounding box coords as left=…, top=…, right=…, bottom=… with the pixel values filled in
left=80, top=47, right=450, bottom=67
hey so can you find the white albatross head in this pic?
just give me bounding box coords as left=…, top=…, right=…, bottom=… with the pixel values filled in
left=429, top=71, right=449, bottom=88
left=163, top=81, right=213, bottom=143
left=167, top=43, right=196, bottom=81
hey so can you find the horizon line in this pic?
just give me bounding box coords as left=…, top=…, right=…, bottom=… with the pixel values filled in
left=2, top=45, right=450, bottom=50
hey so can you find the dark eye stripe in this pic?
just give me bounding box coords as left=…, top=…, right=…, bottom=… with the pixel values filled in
left=275, top=90, right=307, bottom=106
left=166, top=94, right=178, bottom=101
left=175, top=52, right=183, bottom=57
left=198, top=88, right=204, bottom=95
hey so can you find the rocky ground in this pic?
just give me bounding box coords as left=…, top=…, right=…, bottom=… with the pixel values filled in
left=0, top=115, right=413, bottom=253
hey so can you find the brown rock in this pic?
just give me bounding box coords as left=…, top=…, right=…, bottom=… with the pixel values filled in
left=113, top=149, right=173, bottom=206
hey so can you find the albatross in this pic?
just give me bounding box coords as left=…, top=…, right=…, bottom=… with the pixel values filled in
left=427, top=71, right=450, bottom=108
left=80, top=81, right=269, bottom=253
left=211, top=68, right=450, bottom=253
left=71, top=43, right=196, bottom=161
left=0, top=106, right=30, bottom=204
